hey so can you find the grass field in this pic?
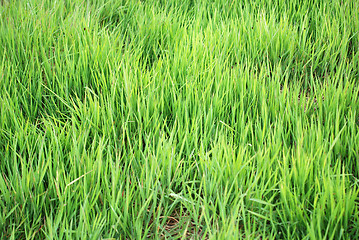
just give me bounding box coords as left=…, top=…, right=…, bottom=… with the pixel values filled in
left=0, top=0, right=359, bottom=239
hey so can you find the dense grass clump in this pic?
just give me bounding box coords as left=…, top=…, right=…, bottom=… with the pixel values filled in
left=0, top=0, right=358, bottom=239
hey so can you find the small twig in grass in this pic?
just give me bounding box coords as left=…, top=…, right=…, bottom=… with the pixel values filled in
left=33, top=216, right=46, bottom=237
left=65, top=170, right=94, bottom=191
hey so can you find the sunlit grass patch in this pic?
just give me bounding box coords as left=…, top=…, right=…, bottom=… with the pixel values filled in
left=0, top=0, right=358, bottom=239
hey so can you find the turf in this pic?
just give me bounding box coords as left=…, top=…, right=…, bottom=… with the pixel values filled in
left=0, top=0, right=358, bottom=239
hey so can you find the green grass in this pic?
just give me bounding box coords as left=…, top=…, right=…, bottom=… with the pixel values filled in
left=0, top=0, right=358, bottom=239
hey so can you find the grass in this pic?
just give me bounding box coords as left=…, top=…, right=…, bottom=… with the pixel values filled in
left=0, top=0, right=358, bottom=239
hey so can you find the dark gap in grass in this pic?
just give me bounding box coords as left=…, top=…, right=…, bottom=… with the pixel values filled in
left=147, top=207, right=207, bottom=239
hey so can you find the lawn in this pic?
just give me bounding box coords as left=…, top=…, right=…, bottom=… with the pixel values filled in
left=0, top=0, right=358, bottom=239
